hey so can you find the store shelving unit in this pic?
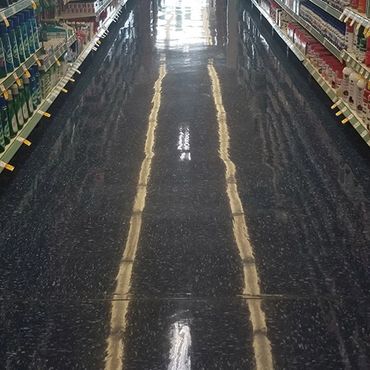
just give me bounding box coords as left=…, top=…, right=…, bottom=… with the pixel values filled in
left=307, top=0, right=341, bottom=20
left=274, top=0, right=342, bottom=60
left=0, top=0, right=128, bottom=173
left=251, top=0, right=304, bottom=61
left=250, top=0, right=370, bottom=147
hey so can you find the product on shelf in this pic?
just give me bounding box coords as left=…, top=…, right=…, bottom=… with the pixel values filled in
left=300, top=1, right=346, bottom=50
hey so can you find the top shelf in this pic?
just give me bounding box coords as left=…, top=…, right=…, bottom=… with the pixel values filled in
left=307, top=0, right=342, bottom=20
left=0, top=0, right=36, bottom=23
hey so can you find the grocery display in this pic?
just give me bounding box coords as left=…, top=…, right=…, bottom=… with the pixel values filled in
left=0, top=0, right=128, bottom=172
left=251, top=0, right=370, bottom=147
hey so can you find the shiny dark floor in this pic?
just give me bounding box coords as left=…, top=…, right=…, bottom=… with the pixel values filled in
left=1, top=0, right=370, bottom=369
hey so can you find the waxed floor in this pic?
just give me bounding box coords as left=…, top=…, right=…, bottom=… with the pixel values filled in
left=0, top=1, right=370, bottom=369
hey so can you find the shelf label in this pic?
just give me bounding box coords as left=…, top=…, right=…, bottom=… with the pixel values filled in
left=341, top=114, right=353, bottom=124
left=1, top=14, right=10, bottom=28
left=38, top=110, right=51, bottom=118
left=16, top=137, right=31, bottom=146
left=31, top=0, right=37, bottom=9
left=0, top=84, right=9, bottom=100
left=69, top=78, right=75, bottom=83
left=34, top=55, right=42, bottom=67
left=54, top=56, right=61, bottom=67
left=13, top=72, right=21, bottom=86
left=61, top=88, right=68, bottom=93
left=0, top=161, right=14, bottom=172
left=22, top=65, right=31, bottom=78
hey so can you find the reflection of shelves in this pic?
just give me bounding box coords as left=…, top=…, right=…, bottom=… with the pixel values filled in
left=274, top=0, right=342, bottom=61
left=340, top=8, right=370, bottom=29
left=0, top=48, right=43, bottom=91
left=40, top=34, right=77, bottom=71
left=303, top=59, right=370, bottom=147
left=342, top=50, right=370, bottom=81
left=0, top=0, right=36, bottom=22
left=251, top=0, right=304, bottom=61
left=307, top=0, right=342, bottom=20
left=0, top=0, right=128, bottom=173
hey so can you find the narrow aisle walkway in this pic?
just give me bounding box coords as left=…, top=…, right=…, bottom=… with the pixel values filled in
left=0, top=1, right=369, bottom=369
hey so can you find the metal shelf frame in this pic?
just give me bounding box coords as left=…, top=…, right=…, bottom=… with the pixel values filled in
left=0, top=0, right=128, bottom=173
left=250, top=0, right=370, bottom=148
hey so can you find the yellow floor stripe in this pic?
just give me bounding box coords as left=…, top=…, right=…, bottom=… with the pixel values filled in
left=208, top=62, right=274, bottom=370
left=104, top=62, right=167, bottom=370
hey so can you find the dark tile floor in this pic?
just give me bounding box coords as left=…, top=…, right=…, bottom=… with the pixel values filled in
left=0, top=0, right=369, bottom=369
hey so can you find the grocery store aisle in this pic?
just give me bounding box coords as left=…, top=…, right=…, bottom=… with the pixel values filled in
left=1, top=0, right=370, bottom=369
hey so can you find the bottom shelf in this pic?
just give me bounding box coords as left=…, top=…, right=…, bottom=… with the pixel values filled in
left=0, top=0, right=128, bottom=174
left=250, top=0, right=370, bottom=148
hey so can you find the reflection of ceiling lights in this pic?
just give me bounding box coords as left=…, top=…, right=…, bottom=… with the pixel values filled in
left=168, top=320, right=192, bottom=370
left=156, top=0, right=211, bottom=48
left=177, top=126, right=191, bottom=161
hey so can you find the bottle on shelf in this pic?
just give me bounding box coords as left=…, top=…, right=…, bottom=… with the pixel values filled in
left=18, top=79, right=29, bottom=122
left=0, top=23, right=15, bottom=74
left=11, top=15, right=26, bottom=63
left=341, top=66, right=353, bottom=102
left=9, top=18, right=20, bottom=68
left=11, top=83, right=24, bottom=128
left=22, top=75, right=33, bottom=115
left=18, top=12, right=30, bottom=59
left=7, top=89, right=18, bottom=137
left=349, top=71, right=361, bottom=107
left=22, top=10, right=36, bottom=54
left=28, top=9, right=40, bottom=50
left=0, top=38, right=7, bottom=78
left=0, top=97, right=11, bottom=145
left=30, top=66, right=41, bottom=109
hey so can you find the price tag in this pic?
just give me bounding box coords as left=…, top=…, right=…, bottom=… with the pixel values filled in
left=331, top=100, right=341, bottom=110
left=342, top=114, right=353, bottom=124
left=31, top=0, right=37, bottom=9
left=69, top=78, right=75, bottom=83
left=34, top=54, right=41, bottom=67
left=13, top=72, right=21, bottom=86
left=16, top=137, right=31, bottom=146
left=38, top=110, right=51, bottom=118
left=1, top=14, right=10, bottom=28
left=61, top=88, right=68, bottom=93
left=353, top=121, right=361, bottom=129
left=54, top=56, right=61, bottom=67
left=0, top=160, right=14, bottom=172
left=0, top=84, right=9, bottom=100
left=22, top=65, right=31, bottom=78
